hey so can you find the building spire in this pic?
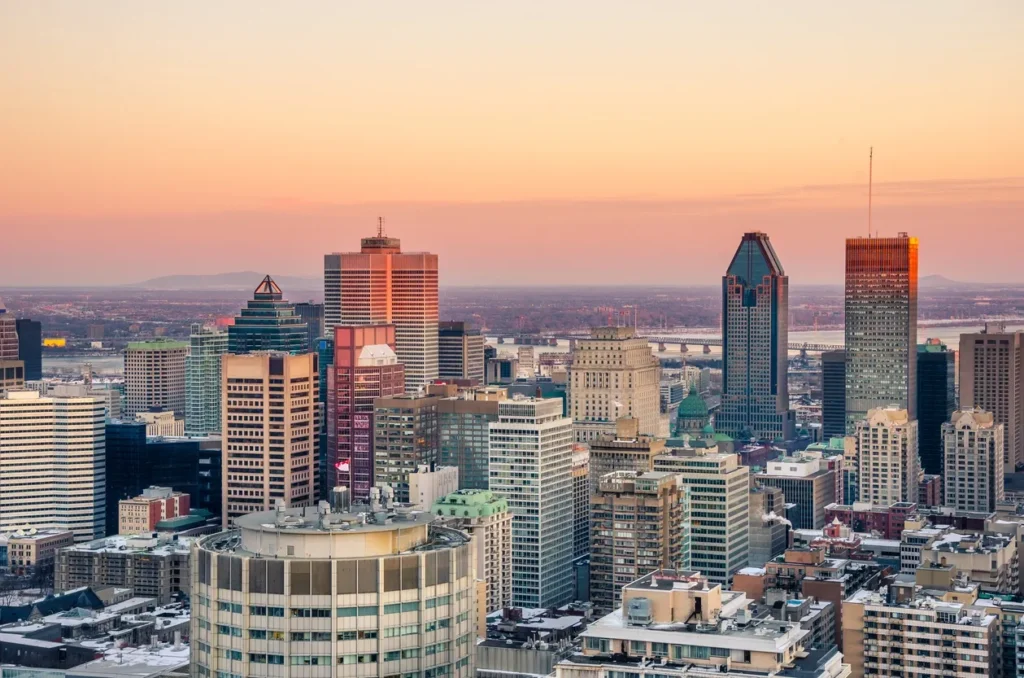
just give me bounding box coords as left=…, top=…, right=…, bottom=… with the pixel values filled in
left=868, top=146, right=873, bottom=238
left=377, top=216, right=385, bottom=238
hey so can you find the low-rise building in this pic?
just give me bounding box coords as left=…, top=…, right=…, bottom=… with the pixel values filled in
left=134, top=408, right=184, bottom=437
left=824, top=501, right=917, bottom=540
left=766, top=594, right=835, bottom=651
left=117, top=487, right=190, bottom=535
left=55, top=534, right=192, bottom=604
left=1, top=529, right=75, bottom=578
left=557, top=569, right=851, bottom=678
left=918, top=531, right=1019, bottom=595
left=478, top=606, right=591, bottom=678
left=733, top=545, right=886, bottom=648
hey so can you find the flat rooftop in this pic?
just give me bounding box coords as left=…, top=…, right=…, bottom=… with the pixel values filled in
left=582, top=608, right=806, bottom=654
left=62, top=534, right=193, bottom=557
left=232, top=503, right=436, bottom=535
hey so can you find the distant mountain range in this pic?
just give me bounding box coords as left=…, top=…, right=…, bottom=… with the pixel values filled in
left=125, top=271, right=1000, bottom=292
left=130, top=271, right=322, bottom=291
left=920, top=274, right=990, bottom=289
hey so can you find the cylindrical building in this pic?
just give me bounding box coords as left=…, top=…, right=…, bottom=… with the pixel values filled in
left=191, top=499, right=475, bottom=678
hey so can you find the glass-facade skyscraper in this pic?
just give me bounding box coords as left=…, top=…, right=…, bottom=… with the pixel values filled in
left=917, top=339, right=956, bottom=475
left=719, top=232, right=794, bottom=441
left=227, top=275, right=308, bottom=354
left=845, top=234, right=918, bottom=428
left=294, top=300, right=324, bottom=352
left=15, top=318, right=42, bottom=381
left=185, top=323, right=227, bottom=436
left=821, top=350, right=847, bottom=440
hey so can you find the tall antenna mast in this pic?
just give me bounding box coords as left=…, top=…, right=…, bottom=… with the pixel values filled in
left=868, top=147, right=873, bottom=238
left=377, top=216, right=385, bottom=237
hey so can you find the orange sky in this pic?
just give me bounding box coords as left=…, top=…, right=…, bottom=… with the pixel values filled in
left=1, top=2, right=1022, bottom=285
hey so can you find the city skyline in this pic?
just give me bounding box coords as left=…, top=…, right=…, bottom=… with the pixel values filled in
left=2, top=2, right=1023, bottom=286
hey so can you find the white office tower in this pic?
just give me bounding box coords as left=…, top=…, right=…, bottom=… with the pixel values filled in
left=855, top=407, right=920, bottom=505
left=0, top=390, right=105, bottom=541
left=943, top=408, right=1005, bottom=512
left=186, top=323, right=228, bottom=436
left=489, top=397, right=575, bottom=608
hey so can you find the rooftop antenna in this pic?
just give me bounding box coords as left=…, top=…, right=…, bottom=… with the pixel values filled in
left=377, top=216, right=385, bottom=237
left=867, top=147, right=873, bottom=238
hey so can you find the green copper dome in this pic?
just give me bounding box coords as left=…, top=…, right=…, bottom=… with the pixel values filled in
left=678, top=385, right=709, bottom=418
left=702, top=423, right=715, bottom=435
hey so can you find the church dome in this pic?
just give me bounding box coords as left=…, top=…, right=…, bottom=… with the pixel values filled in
left=678, top=385, right=709, bottom=418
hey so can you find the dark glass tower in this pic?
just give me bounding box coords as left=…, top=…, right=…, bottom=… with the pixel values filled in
left=15, top=318, right=42, bottom=380
left=719, top=232, right=794, bottom=441
left=917, top=339, right=956, bottom=475
left=822, top=350, right=847, bottom=440
left=227, top=275, right=308, bottom=354
left=316, top=335, right=335, bottom=499
left=295, top=301, right=325, bottom=352
left=105, top=420, right=223, bottom=536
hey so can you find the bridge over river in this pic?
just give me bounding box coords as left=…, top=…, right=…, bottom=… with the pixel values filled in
left=494, top=333, right=842, bottom=354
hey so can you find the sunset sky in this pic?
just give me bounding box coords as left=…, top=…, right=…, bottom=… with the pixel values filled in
left=2, top=2, right=1022, bottom=286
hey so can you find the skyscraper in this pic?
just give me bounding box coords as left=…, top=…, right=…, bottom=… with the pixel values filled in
left=185, top=323, right=228, bottom=436
left=324, top=228, right=439, bottom=392
left=943, top=409, right=1004, bottom=512
left=294, top=300, right=325, bottom=352
left=438, top=321, right=485, bottom=384
left=917, top=338, right=956, bottom=475
left=959, top=323, right=1024, bottom=473
left=489, top=397, right=574, bottom=608
left=719, top=232, right=794, bottom=441
left=328, top=325, right=405, bottom=500
left=191, top=504, right=476, bottom=678
left=0, top=390, right=106, bottom=541
left=0, top=299, right=18, bottom=361
left=227, top=275, right=308, bottom=354
left=15, top=318, right=42, bottom=381
left=572, top=444, right=590, bottom=563
left=587, top=417, right=665, bottom=493
left=221, top=352, right=319, bottom=525
left=652, top=447, right=750, bottom=585
left=316, top=335, right=334, bottom=499
left=372, top=393, right=440, bottom=503
left=855, top=407, right=919, bottom=505
left=821, top=350, right=847, bottom=440
left=569, top=327, right=664, bottom=442
left=589, top=471, right=690, bottom=614
left=845, top=233, right=919, bottom=427
left=123, top=338, right=187, bottom=418
left=438, top=386, right=504, bottom=491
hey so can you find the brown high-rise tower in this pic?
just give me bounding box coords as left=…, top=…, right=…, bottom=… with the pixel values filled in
left=959, top=323, right=1024, bottom=473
